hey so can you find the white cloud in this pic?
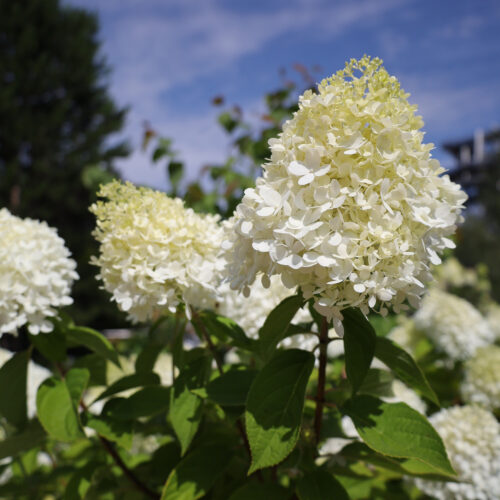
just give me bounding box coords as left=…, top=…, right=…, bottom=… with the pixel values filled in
left=67, top=0, right=409, bottom=187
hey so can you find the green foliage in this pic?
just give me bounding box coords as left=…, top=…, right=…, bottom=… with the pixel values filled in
left=93, top=372, right=161, bottom=402
left=228, top=482, right=290, bottom=500
left=245, top=349, right=314, bottom=474
left=170, top=356, right=211, bottom=455
left=342, top=396, right=455, bottom=477
left=0, top=299, right=466, bottom=498
left=0, top=349, right=29, bottom=428
left=258, top=293, right=305, bottom=359
left=195, top=369, right=257, bottom=407
left=104, top=386, right=171, bottom=420
left=375, top=337, right=439, bottom=406
left=342, top=308, right=376, bottom=394
left=161, top=444, right=233, bottom=500
left=36, top=372, right=87, bottom=441
left=296, top=469, right=350, bottom=500
left=0, top=420, right=46, bottom=460
left=199, top=311, right=253, bottom=350
left=66, top=325, right=121, bottom=367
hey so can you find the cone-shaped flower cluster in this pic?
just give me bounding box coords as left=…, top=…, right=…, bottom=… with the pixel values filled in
left=224, top=56, right=466, bottom=321
left=413, top=405, right=500, bottom=500
left=0, top=209, right=78, bottom=334
left=461, top=345, right=500, bottom=410
left=91, top=181, right=224, bottom=321
left=413, top=289, right=494, bottom=361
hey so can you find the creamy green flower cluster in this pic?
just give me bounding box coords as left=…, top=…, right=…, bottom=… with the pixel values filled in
left=413, top=406, right=500, bottom=500
left=91, top=181, right=224, bottom=322
left=224, top=56, right=467, bottom=324
left=0, top=208, right=78, bottom=334
left=413, top=289, right=494, bottom=361
left=461, top=346, right=500, bottom=410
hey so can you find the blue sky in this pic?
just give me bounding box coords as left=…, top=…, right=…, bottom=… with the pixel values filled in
left=66, top=0, right=500, bottom=189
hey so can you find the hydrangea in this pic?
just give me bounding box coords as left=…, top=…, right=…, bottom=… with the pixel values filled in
left=388, top=317, right=423, bottom=355
left=0, top=209, right=78, bottom=335
left=413, top=405, right=500, bottom=500
left=91, top=181, right=225, bottom=322
left=432, top=257, right=482, bottom=291
left=224, top=56, right=466, bottom=324
left=485, top=303, right=500, bottom=340
left=461, top=346, right=500, bottom=410
left=413, top=289, right=494, bottom=361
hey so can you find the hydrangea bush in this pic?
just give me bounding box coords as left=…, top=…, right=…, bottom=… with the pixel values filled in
left=0, top=57, right=498, bottom=500
left=0, top=208, right=78, bottom=334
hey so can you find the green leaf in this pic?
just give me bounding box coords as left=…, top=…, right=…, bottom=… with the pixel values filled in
left=65, top=463, right=100, bottom=500
left=218, top=111, right=238, bottom=133
left=200, top=311, right=253, bottom=350
left=375, top=337, right=439, bottom=406
left=195, top=369, right=257, bottom=406
left=258, top=293, right=304, bottom=359
left=296, top=469, right=350, bottom=500
left=135, top=342, right=161, bottom=373
left=67, top=326, right=120, bottom=367
left=104, top=386, right=171, bottom=420
left=228, top=482, right=290, bottom=500
left=66, top=368, right=90, bottom=407
left=342, top=395, right=455, bottom=477
left=0, top=420, right=46, bottom=460
left=358, top=369, right=394, bottom=398
left=37, top=376, right=85, bottom=441
left=170, top=389, right=202, bottom=456
left=83, top=414, right=133, bottom=449
left=168, top=161, right=184, bottom=191
left=170, top=356, right=211, bottom=455
left=245, top=349, right=315, bottom=474
left=161, top=444, right=233, bottom=500
left=340, top=441, right=454, bottom=479
left=29, top=329, right=66, bottom=362
left=0, top=350, right=30, bottom=428
left=342, top=308, right=376, bottom=394
left=93, top=372, right=161, bottom=402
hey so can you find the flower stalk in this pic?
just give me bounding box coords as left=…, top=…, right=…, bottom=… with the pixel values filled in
left=314, top=316, right=329, bottom=445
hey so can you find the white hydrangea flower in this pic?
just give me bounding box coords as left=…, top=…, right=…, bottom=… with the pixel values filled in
left=432, top=257, right=481, bottom=291
left=461, top=346, right=500, bottom=411
left=224, top=56, right=466, bottom=323
left=485, top=303, right=500, bottom=340
left=384, top=379, right=426, bottom=414
left=387, top=317, right=424, bottom=356
left=0, top=209, right=78, bottom=335
left=91, top=181, right=225, bottom=322
left=413, top=405, right=500, bottom=500
left=0, top=348, right=50, bottom=418
left=413, top=289, right=494, bottom=361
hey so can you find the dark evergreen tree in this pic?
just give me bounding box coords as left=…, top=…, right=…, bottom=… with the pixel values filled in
left=0, top=0, right=129, bottom=327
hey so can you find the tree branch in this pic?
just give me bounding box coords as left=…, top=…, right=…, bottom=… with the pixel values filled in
left=79, top=400, right=159, bottom=499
